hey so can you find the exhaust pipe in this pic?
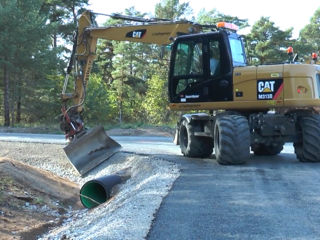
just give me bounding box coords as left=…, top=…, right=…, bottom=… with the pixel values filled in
left=80, top=174, right=122, bottom=208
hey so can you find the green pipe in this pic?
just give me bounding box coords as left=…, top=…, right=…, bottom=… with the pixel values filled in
left=80, top=175, right=122, bottom=208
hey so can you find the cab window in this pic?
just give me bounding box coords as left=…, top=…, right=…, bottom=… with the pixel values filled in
left=229, top=37, right=246, bottom=66
left=173, top=41, right=203, bottom=76
left=209, top=40, right=221, bottom=76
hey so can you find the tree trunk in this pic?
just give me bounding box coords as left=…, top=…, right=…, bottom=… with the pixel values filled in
left=53, top=34, right=57, bottom=48
left=3, top=62, right=10, bottom=126
left=11, top=105, right=15, bottom=127
left=10, top=75, right=15, bottom=127
left=16, top=73, right=22, bottom=123
left=16, top=96, right=21, bottom=123
left=71, top=3, right=77, bottom=25
left=52, top=5, right=57, bottom=48
left=119, top=100, right=122, bottom=124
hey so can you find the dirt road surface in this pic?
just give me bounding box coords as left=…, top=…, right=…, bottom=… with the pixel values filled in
left=0, top=158, right=81, bottom=240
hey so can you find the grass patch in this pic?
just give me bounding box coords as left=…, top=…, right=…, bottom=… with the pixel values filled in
left=34, top=197, right=45, bottom=205
left=0, top=176, right=14, bottom=204
left=0, top=176, right=14, bottom=191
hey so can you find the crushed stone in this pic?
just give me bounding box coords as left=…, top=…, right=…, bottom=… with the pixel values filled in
left=41, top=154, right=180, bottom=240
left=0, top=142, right=180, bottom=240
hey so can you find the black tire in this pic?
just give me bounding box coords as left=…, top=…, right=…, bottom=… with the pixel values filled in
left=294, top=115, right=320, bottom=162
left=179, top=119, right=213, bottom=158
left=214, top=115, right=250, bottom=165
left=293, top=142, right=303, bottom=160
left=251, top=143, right=283, bottom=156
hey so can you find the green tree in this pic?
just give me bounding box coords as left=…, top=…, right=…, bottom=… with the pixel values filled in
left=197, top=9, right=248, bottom=29
left=94, top=7, right=154, bottom=124
left=0, top=0, right=76, bottom=126
left=0, top=0, right=57, bottom=126
left=0, top=0, right=16, bottom=126
left=95, top=40, right=115, bottom=85
left=155, top=0, right=192, bottom=20
left=83, top=74, right=114, bottom=124
left=246, top=17, right=293, bottom=65
left=143, top=73, right=171, bottom=124
left=110, top=40, right=150, bottom=123
left=0, top=0, right=91, bottom=127
left=295, top=8, right=320, bottom=61
left=40, top=0, right=88, bottom=48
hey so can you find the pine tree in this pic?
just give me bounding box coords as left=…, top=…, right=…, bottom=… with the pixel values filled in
left=0, top=0, right=89, bottom=126
left=155, top=0, right=192, bottom=20
left=197, top=8, right=248, bottom=28
left=296, top=8, right=320, bottom=61
left=246, top=17, right=292, bottom=65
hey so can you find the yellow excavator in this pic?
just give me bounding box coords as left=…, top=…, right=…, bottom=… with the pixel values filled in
left=61, top=11, right=320, bottom=176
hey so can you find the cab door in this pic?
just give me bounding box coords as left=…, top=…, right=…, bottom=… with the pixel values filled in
left=168, top=31, right=234, bottom=104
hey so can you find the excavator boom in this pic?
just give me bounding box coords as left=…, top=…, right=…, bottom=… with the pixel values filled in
left=61, top=11, right=203, bottom=176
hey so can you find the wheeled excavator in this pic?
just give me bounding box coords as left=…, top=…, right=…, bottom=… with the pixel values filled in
left=61, top=11, right=320, bottom=176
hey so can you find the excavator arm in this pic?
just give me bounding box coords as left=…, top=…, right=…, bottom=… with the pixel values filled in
left=60, top=11, right=202, bottom=139
left=60, top=11, right=202, bottom=176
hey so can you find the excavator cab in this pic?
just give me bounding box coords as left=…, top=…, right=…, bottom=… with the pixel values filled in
left=168, top=28, right=246, bottom=104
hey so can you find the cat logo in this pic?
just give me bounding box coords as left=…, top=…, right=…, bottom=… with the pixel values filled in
left=258, top=81, right=275, bottom=93
left=126, top=29, right=146, bottom=39
left=257, top=79, right=283, bottom=100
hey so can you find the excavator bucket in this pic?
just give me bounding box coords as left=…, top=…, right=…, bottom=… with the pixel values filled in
left=63, top=126, right=121, bottom=176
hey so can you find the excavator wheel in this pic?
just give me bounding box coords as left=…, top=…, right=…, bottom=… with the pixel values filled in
left=251, top=143, right=283, bottom=156
left=294, top=114, right=320, bottom=162
left=179, top=119, right=213, bottom=158
left=214, top=115, right=250, bottom=165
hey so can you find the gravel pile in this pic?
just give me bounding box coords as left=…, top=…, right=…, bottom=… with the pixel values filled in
left=0, top=142, right=180, bottom=240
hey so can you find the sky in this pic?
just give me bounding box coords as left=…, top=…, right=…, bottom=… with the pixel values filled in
left=87, top=0, right=319, bottom=38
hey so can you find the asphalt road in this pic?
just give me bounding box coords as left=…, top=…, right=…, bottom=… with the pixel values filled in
left=148, top=152, right=320, bottom=240
left=1, top=132, right=320, bottom=239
